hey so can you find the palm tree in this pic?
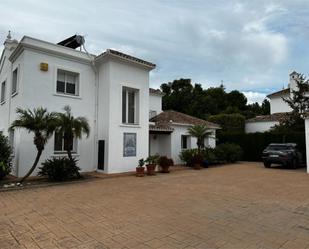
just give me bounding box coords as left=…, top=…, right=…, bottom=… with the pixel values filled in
left=187, top=124, right=212, bottom=151
left=10, top=107, right=57, bottom=183
left=55, top=106, right=90, bottom=161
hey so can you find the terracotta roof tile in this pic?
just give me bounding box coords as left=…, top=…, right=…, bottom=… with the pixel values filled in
left=267, top=88, right=290, bottom=98
left=149, top=123, right=174, bottom=132
left=96, top=49, right=156, bottom=69
left=246, top=112, right=288, bottom=123
left=149, top=88, right=164, bottom=95
left=150, top=110, right=220, bottom=128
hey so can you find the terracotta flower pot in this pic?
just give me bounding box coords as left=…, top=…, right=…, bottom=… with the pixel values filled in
left=160, top=165, right=170, bottom=173
left=146, top=164, right=156, bottom=175
left=193, top=164, right=202, bottom=170
left=136, top=167, right=145, bottom=177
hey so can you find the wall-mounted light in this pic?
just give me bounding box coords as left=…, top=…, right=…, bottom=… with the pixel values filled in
left=40, top=63, right=48, bottom=72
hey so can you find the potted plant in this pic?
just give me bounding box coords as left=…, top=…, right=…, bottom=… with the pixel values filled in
left=158, top=156, right=174, bottom=173
left=192, top=154, right=203, bottom=170
left=0, top=161, right=9, bottom=179
left=145, top=155, right=159, bottom=175
left=136, top=158, right=145, bottom=177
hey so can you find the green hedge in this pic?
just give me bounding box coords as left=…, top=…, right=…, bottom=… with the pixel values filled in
left=217, top=131, right=306, bottom=161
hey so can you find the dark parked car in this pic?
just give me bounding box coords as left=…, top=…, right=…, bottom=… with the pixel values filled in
left=262, top=143, right=302, bottom=169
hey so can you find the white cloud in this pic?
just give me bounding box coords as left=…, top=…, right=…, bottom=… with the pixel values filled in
left=0, top=0, right=309, bottom=94
left=243, top=91, right=267, bottom=104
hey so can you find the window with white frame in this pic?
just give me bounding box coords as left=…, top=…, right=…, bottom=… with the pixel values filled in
left=1, top=81, right=6, bottom=103
left=122, top=87, right=139, bottom=124
left=54, top=132, right=77, bottom=153
left=12, top=68, right=18, bottom=95
left=56, top=69, right=79, bottom=96
left=181, top=135, right=188, bottom=149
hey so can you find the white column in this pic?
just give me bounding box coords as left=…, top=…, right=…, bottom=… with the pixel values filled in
left=305, top=118, right=309, bottom=173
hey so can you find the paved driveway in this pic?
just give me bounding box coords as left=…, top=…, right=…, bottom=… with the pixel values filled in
left=1, top=162, right=309, bottom=249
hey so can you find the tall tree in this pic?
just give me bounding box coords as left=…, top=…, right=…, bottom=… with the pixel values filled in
left=227, top=90, right=247, bottom=111
left=10, top=107, right=57, bottom=182
left=160, top=78, right=269, bottom=120
left=261, top=99, right=271, bottom=115
left=55, top=106, right=90, bottom=161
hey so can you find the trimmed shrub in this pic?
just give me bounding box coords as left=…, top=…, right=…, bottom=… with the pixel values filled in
left=0, top=133, right=12, bottom=179
left=214, top=143, right=243, bottom=163
left=179, top=143, right=242, bottom=166
left=208, top=113, right=245, bottom=132
left=39, top=157, right=81, bottom=181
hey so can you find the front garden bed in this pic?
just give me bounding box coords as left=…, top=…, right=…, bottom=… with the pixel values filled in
left=0, top=173, right=99, bottom=192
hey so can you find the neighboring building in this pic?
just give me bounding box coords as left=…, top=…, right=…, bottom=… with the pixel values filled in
left=149, top=88, right=163, bottom=118
left=245, top=72, right=299, bottom=133
left=0, top=33, right=219, bottom=177
left=149, top=110, right=220, bottom=164
left=245, top=113, right=285, bottom=133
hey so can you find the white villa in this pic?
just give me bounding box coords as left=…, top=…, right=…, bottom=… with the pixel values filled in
left=245, top=71, right=299, bottom=133
left=0, top=33, right=219, bottom=177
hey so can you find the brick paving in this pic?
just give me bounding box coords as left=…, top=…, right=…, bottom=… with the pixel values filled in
left=1, top=162, right=309, bottom=249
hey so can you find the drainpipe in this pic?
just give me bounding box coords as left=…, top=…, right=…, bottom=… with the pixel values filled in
left=92, top=60, right=99, bottom=171
left=82, top=44, right=99, bottom=171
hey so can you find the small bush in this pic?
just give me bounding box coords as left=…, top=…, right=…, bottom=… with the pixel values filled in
left=146, top=154, right=160, bottom=165
left=0, top=161, right=11, bottom=179
left=215, top=143, right=243, bottom=163
left=192, top=154, right=204, bottom=165
left=0, top=133, right=12, bottom=179
left=158, top=156, right=174, bottom=167
left=179, top=149, right=199, bottom=166
left=179, top=143, right=243, bottom=166
left=39, top=157, right=81, bottom=181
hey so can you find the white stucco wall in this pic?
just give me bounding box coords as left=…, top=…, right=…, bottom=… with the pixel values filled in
left=170, top=124, right=216, bottom=164
left=0, top=37, right=153, bottom=177
left=102, top=59, right=150, bottom=173
left=245, top=121, right=279, bottom=133
left=149, top=94, right=162, bottom=117
left=6, top=49, right=96, bottom=177
left=149, top=124, right=217, bottom=165
left=269, top=94, right=291, bottom=114
left=149, top=134, right=171, bottom=157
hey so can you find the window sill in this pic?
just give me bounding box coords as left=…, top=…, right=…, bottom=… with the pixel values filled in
left=120, top=124, right=141, bottom=128
left=11, top=92, right=18, bottom=98
left=54, top=151, right=78, bottom=154
left=53, top=93, right=81, bottom=99
left=52, top=153, right=80, bottom=157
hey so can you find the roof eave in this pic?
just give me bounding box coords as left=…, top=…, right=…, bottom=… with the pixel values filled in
left=96, top=50, right=156, bottom=70
left=9, top=39, right=94, bottom=64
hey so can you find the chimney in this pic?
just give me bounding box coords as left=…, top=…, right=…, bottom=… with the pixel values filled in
left=289, top=71, right=299, bottom=95
left=3, top=31, right=18, bottom=51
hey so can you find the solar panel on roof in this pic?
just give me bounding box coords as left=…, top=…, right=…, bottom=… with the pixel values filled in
left=57, top=35, right=85, bottom=49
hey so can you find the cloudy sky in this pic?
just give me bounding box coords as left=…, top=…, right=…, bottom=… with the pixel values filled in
left=1, top=0, right=309, bottom=103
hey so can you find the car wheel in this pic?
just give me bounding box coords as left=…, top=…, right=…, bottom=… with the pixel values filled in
left=290, top=158, right=298, bottom=169
left=264, top=162, right=271, bottom=168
